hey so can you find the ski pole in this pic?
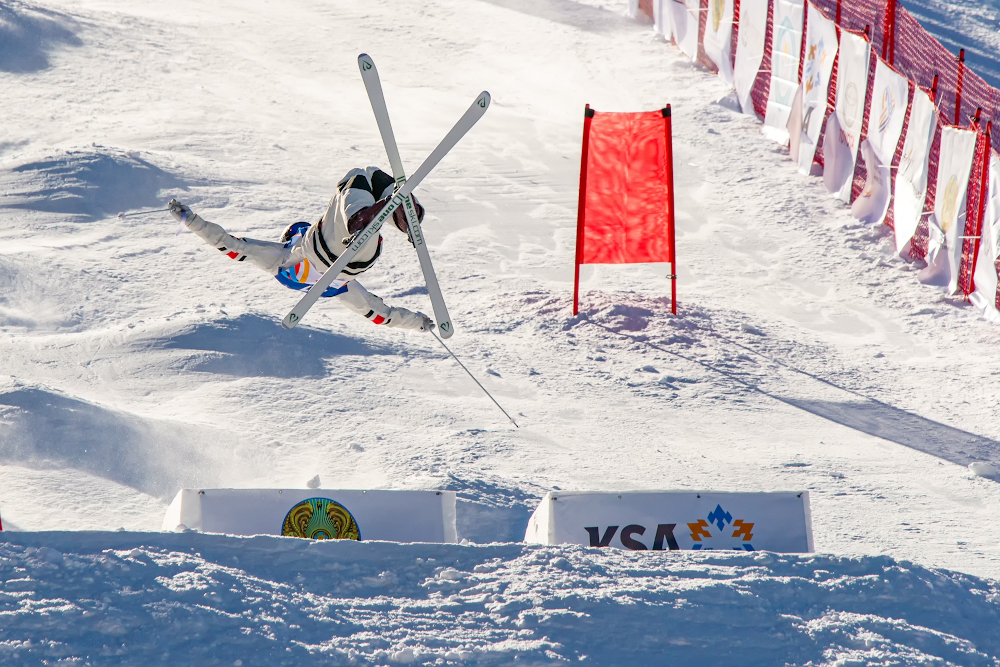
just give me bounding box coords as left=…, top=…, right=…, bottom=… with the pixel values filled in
left=430, top=329, right=519, bottom=428
left=117, top=208, right=170, bottom=220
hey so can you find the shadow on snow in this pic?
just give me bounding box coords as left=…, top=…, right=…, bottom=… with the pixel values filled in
left=1, top=150, right=187, bottom=221
left=164, top=313, right=394, bottom=379
left=0, top=3, right=82, bottom=74
left=0, top=388, right=251, bottom=499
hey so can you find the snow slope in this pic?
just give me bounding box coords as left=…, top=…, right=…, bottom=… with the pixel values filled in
left=1, top=0, right=1000, bottom=662
left=1, top=532, right=999, bottom=665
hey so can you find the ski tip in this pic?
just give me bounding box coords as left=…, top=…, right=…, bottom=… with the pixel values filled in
left=281, top=313, right=300, bottom=330
left=476, top=91, right=491, bottom=111
left=439, top=322, right=455, bottom=339
left=358, top=54, right=374, bottom=72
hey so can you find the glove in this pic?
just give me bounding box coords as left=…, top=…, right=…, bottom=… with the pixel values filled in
left=347, top=196, right=391, bottom=235
left=418, top=312, right=435, bottom=332
left=392, top=194, right=425, bottom=235
left=168, top=199, right=203, bottom=230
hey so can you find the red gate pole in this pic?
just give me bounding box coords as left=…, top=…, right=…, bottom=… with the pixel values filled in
left=663, top=105, right=678, bottom=315
left=956, top=49, right=966, bottom=126
left=835, top=0, right=842, bottom=25
left=574, top=105, right=594, bottom=316
left=931, top=74, right=939, bottom=103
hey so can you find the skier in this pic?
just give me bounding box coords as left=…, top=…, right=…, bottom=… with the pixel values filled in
left=169, top=166, right=434, bottom=332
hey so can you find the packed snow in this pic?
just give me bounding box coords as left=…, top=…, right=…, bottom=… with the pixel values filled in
left=2, top=532, right=1000, bottom=665
left=2, top=0, right=1000, bottom=663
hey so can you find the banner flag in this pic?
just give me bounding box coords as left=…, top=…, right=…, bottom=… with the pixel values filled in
left=795, top=2, right=838, bottom=173
left=971, top=151, right=1000, bottom=320
left=703, top=0, right=735, bottom=85
left=525, top=491, right=814, bottom=553
left=763, top=0, right=805, bottom=144
left=920, top=126, right=978, bottom=292
left=162, top=489, right=458, bottom=543
left=867, top=59, right=909, bottom=165
left=733, top=0, right=769, bottom=115
left=669, top=0, right=700, bottom=61
left=652, top=0, right=671, bottom=39
left=851, top=140, right=890, bottom=224
left=893, top=87, right=938, bottom=253
left=574, top=107, right=677, bottom=314
left=824, top=31, right=871, bottom=202
left=787, top=84, right=805, bottom=159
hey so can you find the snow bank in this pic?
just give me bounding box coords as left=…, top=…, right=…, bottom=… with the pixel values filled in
left=1, top=532, right=999, bottom=666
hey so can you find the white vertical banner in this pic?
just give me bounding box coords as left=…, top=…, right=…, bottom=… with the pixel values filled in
left=795, top=2, right=838, bottom=173
left=763, top=0, right=805, bottom=144
left=851, top=59, right=908, bottom=225
left=893, top=87, right=938, bottom=254
left=824, top=31, right=871, bottom=202
left=867, top=59, right=909, bottom=165
left=971, top=152, right=1000, bottom=320
left=920, top=126, right=978, bottom=292
left=628, top=0, right=640, bottom=19
left=703, top=0, right=735, bottom=85
left=670, top=0, right=700, bottom=61
left=851, top=140, right=890, bottom=223
left=733, top=0, right=769, bottom=116
left=653, top=0, right=672, bottom=38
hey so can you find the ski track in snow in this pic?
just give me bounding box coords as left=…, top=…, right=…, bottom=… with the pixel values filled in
left=1, top=0, right=1000, bottom=663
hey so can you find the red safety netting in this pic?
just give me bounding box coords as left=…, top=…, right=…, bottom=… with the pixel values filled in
left=638, top=0, right=999, bottom=301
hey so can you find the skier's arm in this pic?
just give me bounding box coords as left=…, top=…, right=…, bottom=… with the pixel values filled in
left=339, top=281, right=434, bottom=331
left=169, top=199, right=298, bottom=274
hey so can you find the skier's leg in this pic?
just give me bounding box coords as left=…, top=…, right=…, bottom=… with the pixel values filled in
left=338, top=281, right=433, bottom=331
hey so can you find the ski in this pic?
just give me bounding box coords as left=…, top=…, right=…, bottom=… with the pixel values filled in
left=358, top=53, right=457, bottom=338
left=281, top=89, right=491, bottom=330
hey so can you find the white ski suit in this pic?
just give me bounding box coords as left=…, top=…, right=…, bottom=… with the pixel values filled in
left=172, top=167, right=431, bottom=331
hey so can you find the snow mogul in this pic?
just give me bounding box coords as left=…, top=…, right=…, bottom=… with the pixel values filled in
left=169, top=166, right=434, bottom=332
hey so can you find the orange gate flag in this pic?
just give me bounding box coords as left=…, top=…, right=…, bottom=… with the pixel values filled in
left=573, top=105, right=677, bottom=315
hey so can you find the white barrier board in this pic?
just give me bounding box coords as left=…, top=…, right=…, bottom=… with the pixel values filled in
left=525, top=491, right=813, bottom=552
left=163, top=488, right=457, bottom=543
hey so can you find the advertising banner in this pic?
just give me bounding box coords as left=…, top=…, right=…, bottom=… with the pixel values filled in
left=703, top=0, right=735, bottom=85
left=824, top=31, right=871, bottom=202
left=733, top=0, right=769, bottom=115
left=763, top=0, right=805, bottom=144
left=971, top=152, right=1000, bottom=320
left=920, top=126, right=978, bottom=292
left=670, top=0, right=700, bottom=61
left=893, top=87, right=938, bottom=253
left=652, top=0, right=671, bottom=39
left=795, top=2, right=838, bottom=173
left=525, top=491, right=814, bottom=553
left=851, top=140, right=891, bottom=224
left=867, top=59, right=909, bottom=165
left=162, top=488, right=458, bottom=543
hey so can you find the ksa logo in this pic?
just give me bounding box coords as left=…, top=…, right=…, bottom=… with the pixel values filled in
left=585, top=524, right=679, bottom=550
left=688, top=504, right=755, bottom=551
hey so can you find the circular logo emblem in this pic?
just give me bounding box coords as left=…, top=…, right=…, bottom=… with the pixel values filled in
left=282, top=498, right=361, bottom=541
left=844, top=83, right=859, bottom=129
